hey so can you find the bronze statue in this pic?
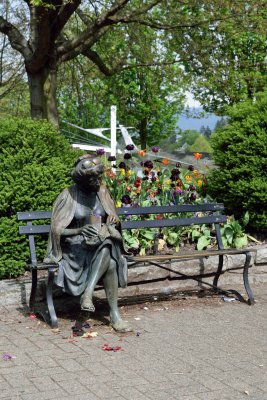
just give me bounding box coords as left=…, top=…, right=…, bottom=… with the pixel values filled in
left=44, top=154, right=132, bottom=332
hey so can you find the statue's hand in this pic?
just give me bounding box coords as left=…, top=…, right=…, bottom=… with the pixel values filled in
left=107, top=214, right=119, bottom=224
left=82, top=224, right=99, bottom=238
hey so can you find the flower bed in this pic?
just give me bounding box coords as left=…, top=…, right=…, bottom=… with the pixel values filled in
left=96, top=147, right=217, bottom=255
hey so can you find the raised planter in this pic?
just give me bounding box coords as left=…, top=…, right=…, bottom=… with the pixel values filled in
left=0, top=245, right=266, bottom=306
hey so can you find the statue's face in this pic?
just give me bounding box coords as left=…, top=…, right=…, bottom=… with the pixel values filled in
left=72, top=156, right=104, bottom=191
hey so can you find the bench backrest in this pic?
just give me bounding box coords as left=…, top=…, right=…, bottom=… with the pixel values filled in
left=17, top=203, right=226, bottom=264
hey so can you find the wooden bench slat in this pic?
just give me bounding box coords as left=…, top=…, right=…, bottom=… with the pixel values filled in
left=126, top=248, right=256, bottom=262
left=19, top=225, right=51, bottom=235
left=17, top=211, right=52, bottom=220
left=121, top=215, right=227, bottom=230
left=117, top=203, right=224, bottom=215
left=17, top=203, right=225, bottom=221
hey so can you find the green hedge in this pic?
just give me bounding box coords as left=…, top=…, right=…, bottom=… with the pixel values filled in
left=207, top=91, right=267, bottom=231
left=0, top=117, right=82, bottom=278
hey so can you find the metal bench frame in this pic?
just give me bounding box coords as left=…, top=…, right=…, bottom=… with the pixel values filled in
left=17, top=203, right=256, bottom=328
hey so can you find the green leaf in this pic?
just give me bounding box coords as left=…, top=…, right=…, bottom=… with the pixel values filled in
left=234, top=236, right=248, bottom=249
left=224, top=227, right=233, bottom=244
left=191, top=229, right=201, bottom=239
left=197, top=236, right=210, bottom=250
left=242, top=211, right=250, bottom=227
left=141, top=231, right=155, bottom=240
left=166, top=232, right=178, bottom=245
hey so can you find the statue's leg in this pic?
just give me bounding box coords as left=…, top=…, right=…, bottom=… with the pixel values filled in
left=103, top=259, right=133, bottom=333
left=81, top=246, right=110, bottom=311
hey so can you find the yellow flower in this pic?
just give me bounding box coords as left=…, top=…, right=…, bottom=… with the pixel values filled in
left=163, top=179, right=171, bottom=186
left=185, top=175, right=192, bottom=181
left=116, top=201, right=122, bottom=207
left=120, top=168, right=125, bottom=176
left=193, top=169, right=199, bottom=177
left=127, top=169, right=134, bottom=176
left=197, top=180, right=203, bottom=187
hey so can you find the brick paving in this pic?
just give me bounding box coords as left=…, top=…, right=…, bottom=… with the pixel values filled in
left=0, top=285, right=267, bottom=400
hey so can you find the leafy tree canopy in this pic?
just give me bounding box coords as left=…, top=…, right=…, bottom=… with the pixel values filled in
left=1, top=0, right=266, bottom=129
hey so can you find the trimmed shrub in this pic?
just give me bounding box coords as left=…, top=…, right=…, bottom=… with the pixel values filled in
left=207, top=91, right=267, bottom=231
left=0, top=117, right=82, bottom=278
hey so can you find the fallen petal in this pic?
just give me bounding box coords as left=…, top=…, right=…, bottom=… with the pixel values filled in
left=2, top=353, right=16, bottom=361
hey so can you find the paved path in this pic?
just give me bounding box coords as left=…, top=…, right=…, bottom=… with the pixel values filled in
left=0, top=285, right=267, bottom=400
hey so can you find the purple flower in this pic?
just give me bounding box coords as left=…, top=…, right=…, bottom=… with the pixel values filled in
left=108, top=155, right=116, bottom=161
left=121, top=194, right=132, bottom=205
left=175, top=188, right=184, bottom=195
left=188, top=164, right=194, bottom=171
left=176, top=162, right=181, bottom=168
left=96, top=148, right=105, bottom=155
left=118, top=162, right=127, bottom=169
left=190, top=193, right=197, bottom=201
left=171, top=168, right=180, bottom=176
left=126, top=144, right=135, bottom=151
left=144, top=160, right=154, bottom=169
left=124, top=153, right=132, bottom=160
left=151, top=146, right=160, bottom=153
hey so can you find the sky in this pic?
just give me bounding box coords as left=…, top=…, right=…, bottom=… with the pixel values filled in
left=176, top=92, right=220, bottom=132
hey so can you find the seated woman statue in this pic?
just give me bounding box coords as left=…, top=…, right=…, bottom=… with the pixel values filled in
left=44, top=154, right=132, bottom=333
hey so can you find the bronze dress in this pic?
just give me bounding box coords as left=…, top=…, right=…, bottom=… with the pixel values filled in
left=44, top=184, right=127, bottom=296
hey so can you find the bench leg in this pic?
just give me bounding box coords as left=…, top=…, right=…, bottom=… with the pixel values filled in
left=213, top=254, right=224, bottom=290
left=46, top=267, right=58, bottom=328
left=243, top=252, right=255, bottom=305
left=29, top=269, right=37, bottom=311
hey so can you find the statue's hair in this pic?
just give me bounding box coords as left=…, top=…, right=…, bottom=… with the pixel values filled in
left=73, top=153, right=95, bottom=167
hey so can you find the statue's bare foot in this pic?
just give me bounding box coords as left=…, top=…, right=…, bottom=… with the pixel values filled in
left=111, top=318, right=133, bottom=333
left=81, top=294, right=95, bottom=312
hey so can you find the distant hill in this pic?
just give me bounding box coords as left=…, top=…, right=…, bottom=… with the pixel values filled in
left=177, top=108, right=220, bottom=132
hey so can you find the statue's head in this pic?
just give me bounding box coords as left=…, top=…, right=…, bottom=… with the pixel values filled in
left=71, top=154, right=104, bottom=191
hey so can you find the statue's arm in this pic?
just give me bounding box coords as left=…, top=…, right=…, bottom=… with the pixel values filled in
left=61, top=225, right=99, bottom=237
left=61, top=227, right=83, bottom=236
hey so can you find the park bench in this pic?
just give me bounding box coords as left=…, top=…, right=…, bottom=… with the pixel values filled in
left=17, top=202, right=256, bottom=328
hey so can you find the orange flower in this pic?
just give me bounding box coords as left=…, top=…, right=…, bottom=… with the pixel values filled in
left=162, top=159, right=169, bottom=166
left=194, top=153, right=202, bottom=160
left=138, top=150, right=146, bottom=157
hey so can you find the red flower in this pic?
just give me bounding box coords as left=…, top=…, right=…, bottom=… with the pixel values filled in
left=134, top=178, right=142, bottom=187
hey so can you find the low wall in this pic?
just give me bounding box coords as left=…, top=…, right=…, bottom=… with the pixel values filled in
left=0, top=245, right=266, bottom=306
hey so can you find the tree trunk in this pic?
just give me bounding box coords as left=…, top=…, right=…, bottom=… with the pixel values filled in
left=27, top=67, right=59, bottom=128
left=139, top=117, right=148, bottom=150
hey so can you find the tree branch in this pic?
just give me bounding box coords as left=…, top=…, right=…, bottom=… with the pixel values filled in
left=0, top=16, right=31, bottom=59
left=57, top=0, right=132, bottom=59
left=81, top=48, right=124, bottom=76
left=51, top=0, right=82, bottom=41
